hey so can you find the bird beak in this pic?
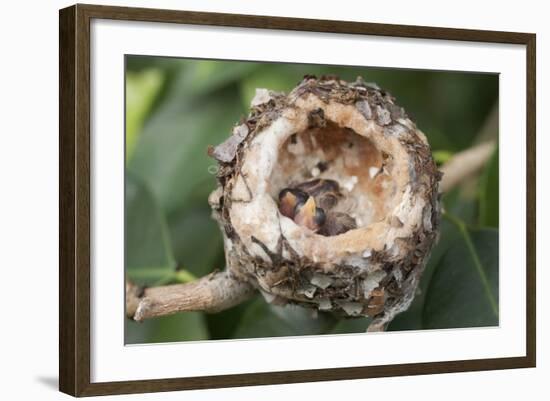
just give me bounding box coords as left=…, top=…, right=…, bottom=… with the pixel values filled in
left=294, top=197, right=325, bottom=232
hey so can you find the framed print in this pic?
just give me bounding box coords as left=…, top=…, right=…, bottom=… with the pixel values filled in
left=59, top=3, right=536, bottom=397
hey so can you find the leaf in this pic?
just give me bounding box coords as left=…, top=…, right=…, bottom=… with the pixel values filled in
left=181, top=60, right=259, bottom=97
left=125, top=69, right=164, bottom=162
left=125, top=172, right=209, bottom=344
left=206, top=298, right=255, bottom=340
left=478, top=147, right=499, bottom=228
left=388, top=190, right=488, bottom=332
left=240, top=65, right=303, bottom=109
left=125, top=312, right=208, bottom=344
left=128, top=86, right=244, bottom=215
left=426, top=74, right=499, bottom=151
left=167, top=205, right=225, bottom=278
left=388, top=218, right=461, bottom=331
left=422, top=220, right=499, bottom=329
left=442, top=187, right=479, bottom=226
left=127, top=57, right=257, bottom=95
left=125, top=172, right=176, bottom=285
left=432, top=150, right=454, bottom=165
left=232, top=297, right=336, bottom=339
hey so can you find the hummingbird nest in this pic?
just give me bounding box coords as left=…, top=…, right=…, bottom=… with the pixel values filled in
left=208, top=75, right=441, bottom=331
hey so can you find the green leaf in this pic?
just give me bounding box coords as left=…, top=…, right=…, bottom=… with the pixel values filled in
left=127, top=57, right=257, bottom=96
left=206, top=298, right=255, bottom=340
left=432, top=150, right=454, bottom=165
left=125, top=69, right=164, bottom=162
left=128, top=86, right=244, bottom=215
left=240, top=65, right=303, bottom=109
left=388, top=218, right=461, bottom=331
left=422, top=217, right=499, bottom=329
left=167, top=205, right=225, bottom=278
left=478, top=147, right=499, bottom=228
left=425, top=74, right=498, bottom=151
left=389, top=191, right=488, bottom=332
left=181, top=60, right=259, bottom=97
left=149, top=269, right=197, bottom=286
left=442, top=187, right=480, bottom=226
left=125, top=312, right=208, bottom=344
left=125, top=172, right=176, bottom=285
left=173, top=269, right=198, bottom=283
left=233, top=297, right=337, bottom=339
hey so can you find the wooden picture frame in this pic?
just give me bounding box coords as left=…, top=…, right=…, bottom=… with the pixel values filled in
left=59, top=3, right=536, bottom=396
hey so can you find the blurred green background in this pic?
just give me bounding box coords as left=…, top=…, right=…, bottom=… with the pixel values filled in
left=125, top=56, right=499, bottom=344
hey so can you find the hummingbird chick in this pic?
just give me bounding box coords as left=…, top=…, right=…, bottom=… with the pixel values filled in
left=278, top=178, right=355, bottom=235
left=293, top=196, right=326, bottom=232
left=278, top=188, right=326, bottom=232
left=278, top=188, right=309, bottom=218
left=295, top=179, right=342, bottom=210
left=319, top=211, right=357, bottom=236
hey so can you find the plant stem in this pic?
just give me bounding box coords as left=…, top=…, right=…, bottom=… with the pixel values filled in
left=126, top=270, right=256, bottom=321
left=440, top=140, right=496, bottom=193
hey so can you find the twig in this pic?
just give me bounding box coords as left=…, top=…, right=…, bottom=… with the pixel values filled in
left=439, top=140, right=496, bottom=193
left=126, top=270, right=256, bottom=321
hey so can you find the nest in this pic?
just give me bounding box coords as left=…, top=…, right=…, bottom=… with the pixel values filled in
left=208, top=76, right=441, bottom=330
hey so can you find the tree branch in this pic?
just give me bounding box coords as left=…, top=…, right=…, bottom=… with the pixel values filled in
left=126, top=270, right=256, bottom=321
left=440, top=140, right=496, bottom=193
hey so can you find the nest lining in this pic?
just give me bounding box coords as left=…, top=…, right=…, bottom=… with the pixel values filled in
left=229, top=95, right=424, bottom=270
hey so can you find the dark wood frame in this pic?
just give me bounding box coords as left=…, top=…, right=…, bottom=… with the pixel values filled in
left=59, top=3, right=536, bottom=397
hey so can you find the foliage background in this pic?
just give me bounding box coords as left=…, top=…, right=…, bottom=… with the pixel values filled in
left=125, top=56, right=499, bottom=344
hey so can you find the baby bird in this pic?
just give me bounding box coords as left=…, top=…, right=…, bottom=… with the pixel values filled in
left=294, top=196, right=326, bottom=232
left=278, top=179, right=356, bottom=236
left=295, top=178, right=341, bottom=210
left=278, top=188, right=326, bottom=232
left=278, top=188, right=308, bottom=219
left=319, top=211, right=357, bottom=236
